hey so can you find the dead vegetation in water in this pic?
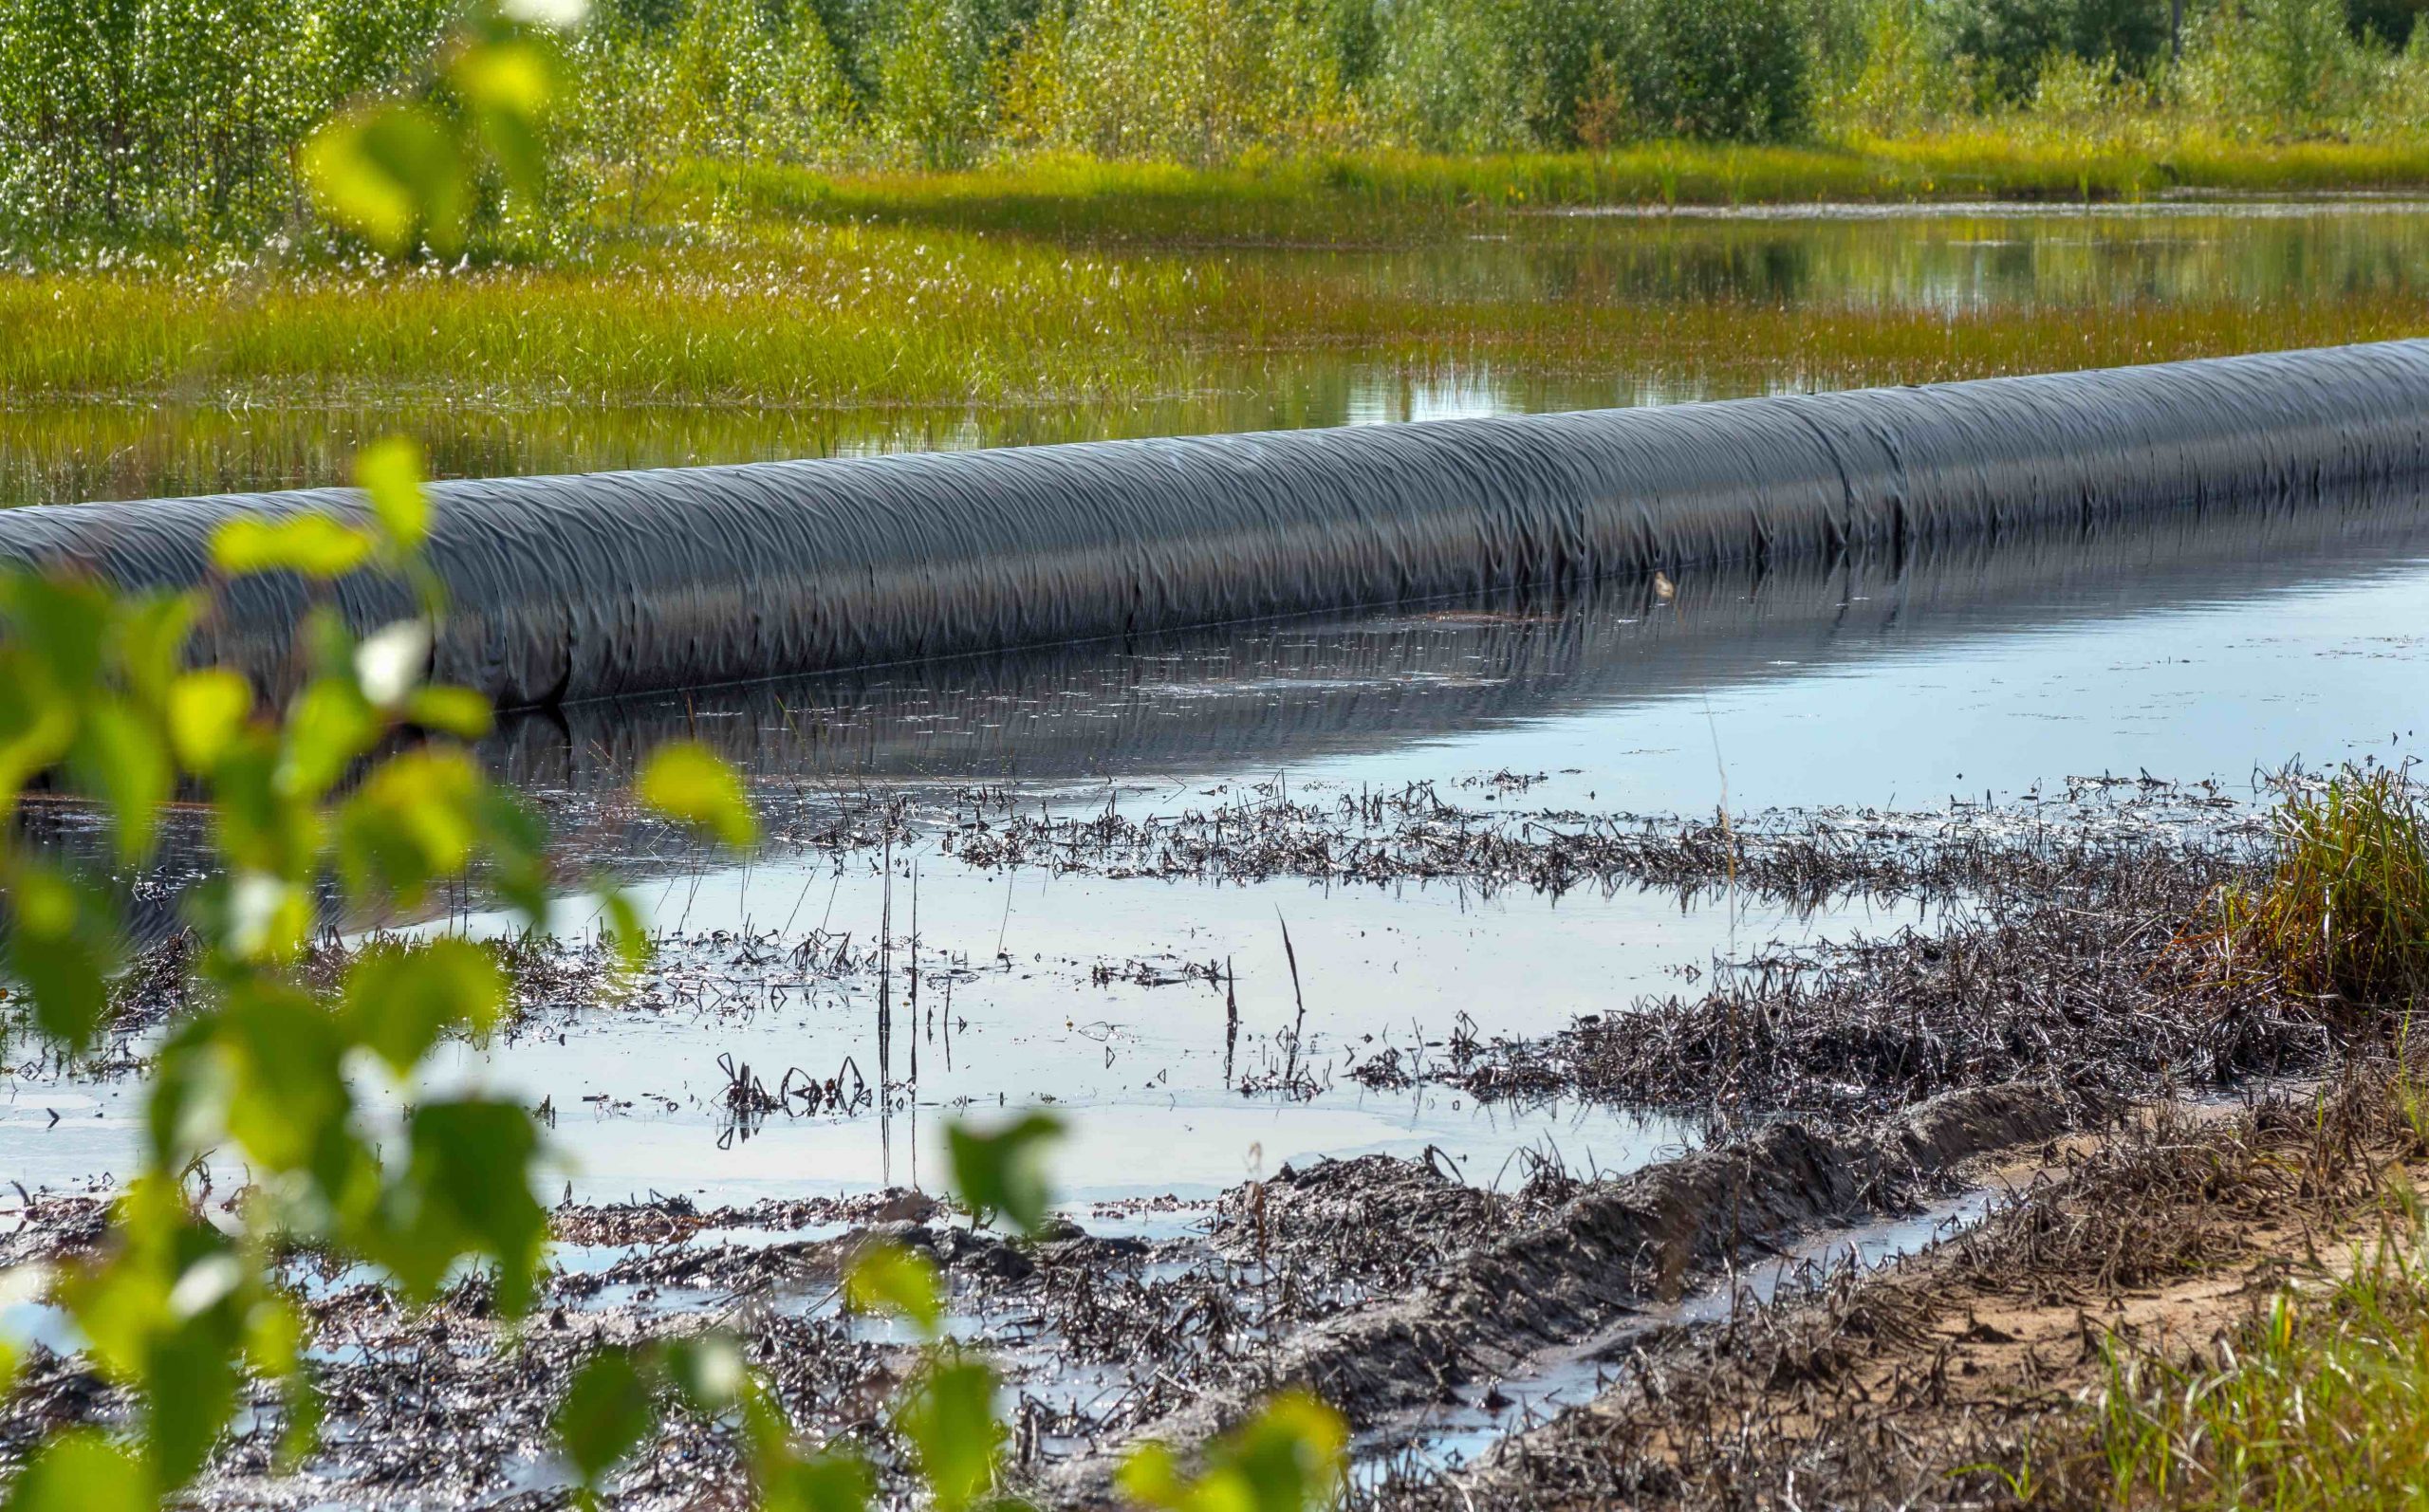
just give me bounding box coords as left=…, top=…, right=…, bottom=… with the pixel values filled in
left=9, top=775, right=2413, bottom=1506
left=987, top=1151, right=1584, bottom=1439
left=1396, top=771, right=2429, bottom=1127
left=1382, top=827, right=2321, bottom=1122
left=942, top=776, right=2253, bottom=908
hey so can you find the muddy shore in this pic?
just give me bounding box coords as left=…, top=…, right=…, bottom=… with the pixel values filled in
left=8, top=771, right=2389, bottom=1508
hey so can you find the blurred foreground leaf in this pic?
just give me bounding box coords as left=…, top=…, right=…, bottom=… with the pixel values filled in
left=946, top=1112, right=1066, bottom=1235
left=556, top=1348, right=657, bottom=1503
left=844, top=1241, right=943, bottom=1334
left=637, top=741, right=757, bottom=849
left=211, top=517, right=378, bottom=580
left=1120, top=1392, right=1347, bottom=1512
left=898, top=1357, right=1001, bottom=1512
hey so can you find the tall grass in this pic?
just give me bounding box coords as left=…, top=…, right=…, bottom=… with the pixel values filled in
left=700, top=138, right=2429, bottom=249
left=2218, top=766, right=2429, bottom=1015
left=2089, top=1195, right=2429, bottom=1503
left=7, top=218, right=2426, bottom=415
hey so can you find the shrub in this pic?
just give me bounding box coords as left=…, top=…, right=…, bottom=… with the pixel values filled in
left=0, top=0, right=451, bottom=234
left=871, top=0, right=992, bottom=166
left=2176, top=0, right=2380, bottom=131
left=1363, top=0, right=1531, bottom=151
left=2346, top=0, right=2426, bottom=46
left=1940, top=0, right=2172, bottom=102
left=1816, top=0, right=1973, bottom=136
left=572, top=0, right=857, bottom=170
left=1618, top=0, right=1815, bottom=140
left=1001, top=0, right=1352, bottom=160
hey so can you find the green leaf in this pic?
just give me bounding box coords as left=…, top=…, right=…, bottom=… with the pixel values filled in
left=147, top=1300, right=240, bottom=1487
left=220, top=872, right=313, bottom=964
left=382, top=1099, right=548, bottom=1316
left=1122, top=1392, right=1347, bottom=1512
left=60, top=1188, right=252, bottom=1493
left=636, top=741, right=757, bottom=850
left=0, top=1429, right=152, bottom=1512
left=658, top=1334, right=746, bottom=1414
left=454, top=41, right=555, bottom=194
left=0, top=647, right=76, bottom=802
left=945, top=1112, right=1066, bottom=1236
left=68, top=697, right=171, bottom=865
left=211, top=516, right=378, bottom=579
left=408, top=685, right=493, bottom=740
left=218, top=985, right=356, bottom=1176
left=343, top=938, right=509, bottom=1073
left=843, top=1241, right=942, bottom=1335
left=167, top=671, right=254, bottom=774
left=303, top=103, right=467, bottom=257
left=599, top=884, right=651, bottom=974
left=476, top=784, right=551, bottom=926
left=1115, top=1443, right=1187, bottom=1508
left=335, top=749, right=485, bottom=908
left=3, top=859, right=122, bottom=1052
left=0, top=572, right=113, bottom=693
left=206, top=730, right=321, bottom=879
left=763, top=1452, right=875, bottom=1512
left=245, top=1294, right=321, bottom=1470
left=112, top=592, right=198, bottom=710
left=0, top=1265, right=51, bottom=1403
left=556, top=1347, right=658, bottom=1499
left=897, top=1357, right=1001, bottom=1512
left=356, top=436, right=430, bottom=553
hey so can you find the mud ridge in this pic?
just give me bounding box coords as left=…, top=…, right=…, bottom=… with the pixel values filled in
left=1031, top=1080, right=2099, bottom=1503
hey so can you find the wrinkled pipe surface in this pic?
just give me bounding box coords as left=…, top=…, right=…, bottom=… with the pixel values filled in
left=4, top=341, right=2427, bottom=707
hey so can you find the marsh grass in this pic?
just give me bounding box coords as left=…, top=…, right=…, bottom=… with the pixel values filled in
left=6, top=230, right=2423, bottom=422
left=2086, top=1189, right=2429, bottom=1505
left=8, top=145, right=2429, bottom=504
left=2210, top=765, right=2429, bottom=1019
left=710, top=140, right=2429, bottom=246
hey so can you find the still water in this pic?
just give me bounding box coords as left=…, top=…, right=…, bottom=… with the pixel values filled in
left=8, top=491, right=2426, bottom=1202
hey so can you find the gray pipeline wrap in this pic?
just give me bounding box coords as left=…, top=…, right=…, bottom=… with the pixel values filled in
left=4, top=340, right=2427, bottom=708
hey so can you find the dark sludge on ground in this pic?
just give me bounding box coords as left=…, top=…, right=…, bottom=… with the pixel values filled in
left=1359, top=1054, right=2429, bottom=1512
left=2, top=773, right=2415, bottom=1508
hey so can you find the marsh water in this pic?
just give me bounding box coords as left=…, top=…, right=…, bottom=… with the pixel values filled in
left=9, top=201, right=2429, bottom=1201
left=9, top=195, right=2429, bottom=507
left=9, top=493, right=2429, bottom=1207
left=7, top=203, right=2429, bottom=1487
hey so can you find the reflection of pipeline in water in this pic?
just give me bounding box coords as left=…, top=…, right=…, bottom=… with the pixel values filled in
left=486, top=483, right=2429, bottom=793
left=5, top=342, right=2429, bottom=708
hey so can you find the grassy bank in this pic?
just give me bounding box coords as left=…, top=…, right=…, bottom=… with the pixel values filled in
left=9, top=150, right=2429, bottom=420
left=752, top=138, right=2429, bottom=244
left=12, top=256, right=2424, bottom=413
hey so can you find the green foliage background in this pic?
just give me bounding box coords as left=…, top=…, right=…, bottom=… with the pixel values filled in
left=9, top=0, right=2429, bottom=239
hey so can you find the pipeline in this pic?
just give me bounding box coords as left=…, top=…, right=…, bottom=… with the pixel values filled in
left=3, top=341, right=2426, bottom=708
left=490, top=483, right=2429, bottom=796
